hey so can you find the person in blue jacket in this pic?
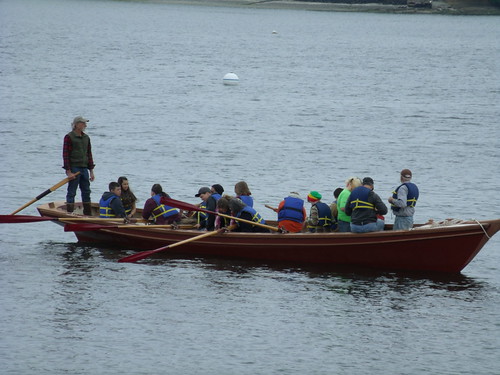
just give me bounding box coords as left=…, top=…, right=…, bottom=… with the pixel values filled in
left=99, top=181, right=128, bottom=220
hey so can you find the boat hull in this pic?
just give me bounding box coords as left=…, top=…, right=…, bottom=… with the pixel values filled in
left=38, top=202, right=500, bottom=273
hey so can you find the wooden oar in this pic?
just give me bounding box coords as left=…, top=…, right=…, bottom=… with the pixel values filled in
left=10, top=172, right=81, bottom=215
left=64, top=223, right=195, bottom=232
left=118, top=225, right=235, bottom=263
left=265, top=204, right=278, bottom=212
left=0, top=215, right=147, bottom=224
left=162, top=197, right=280, bottom=232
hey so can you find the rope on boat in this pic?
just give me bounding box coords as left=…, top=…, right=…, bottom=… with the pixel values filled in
left=414, top=218, right=491, bottom=239
left=473, top=219, right=491, bottom=239
left=414, top=218, right=465, bottom=230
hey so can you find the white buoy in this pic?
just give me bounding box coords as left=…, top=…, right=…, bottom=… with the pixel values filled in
left=272, top=30, right=278, bottom=34
left=223, top=73, right=239, bottom=86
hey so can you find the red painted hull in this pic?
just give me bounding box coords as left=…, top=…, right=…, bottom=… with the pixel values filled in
left=38, top=202, right=500, bottom=273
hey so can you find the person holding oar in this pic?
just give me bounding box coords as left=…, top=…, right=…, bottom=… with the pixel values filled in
left=142, top=184, right=181, bottom=225
left=63, top=116, right=95, bottom=215
left=227, top=198, right=269, bottom=233
left=267, top=192, right=306, bottom=233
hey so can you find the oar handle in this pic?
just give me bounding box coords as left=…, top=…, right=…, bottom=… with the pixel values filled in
left=10, top=172, right=81, bottom=215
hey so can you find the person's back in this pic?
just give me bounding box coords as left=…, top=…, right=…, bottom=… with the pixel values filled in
left=345, top=177, right=387, bottom=233
left=277, top=193, right=306, bottom=233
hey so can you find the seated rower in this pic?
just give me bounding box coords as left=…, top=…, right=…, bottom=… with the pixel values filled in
left=142, top=184, right=181, bottom=225
left=274, top=192, right=306, bottom=233
left=345, top=177, right=388, bottom=233
left=229, top=198, right=269, bottom=233
left=99, top=182, right=129, bottom=221
left=306, top=191, right=333, bottom=233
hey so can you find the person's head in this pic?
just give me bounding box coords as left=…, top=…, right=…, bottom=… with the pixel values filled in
left=72, top=116, right=89, bottom=131
left=400, top=169, right=412, bottom=183
left=362, top=177, right=375, bottom=190
left=211, top=184, right=224, bottom=195
left=307, top=191, right=322, bottom=204
left=333, top=187, right=343, bottom=199
left=345, top=177, right=362, bottom=191
left=229, top=197, right=246, bottom=215
left=195, top=187, right=211, bottom=201
left=217, top=196, right=231, bottom=213
left=234, top=181, right=251, bottom=196
left=109, top=181, right=121, bottom=196
left=118, top=176, right=129, bottom=191
left=289, top=192, right=301, bottom=199
left=151, top=183, right=163, bottom=196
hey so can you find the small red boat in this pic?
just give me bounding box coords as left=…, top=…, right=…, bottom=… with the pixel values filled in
left=37, top=201, right=500, bottom=273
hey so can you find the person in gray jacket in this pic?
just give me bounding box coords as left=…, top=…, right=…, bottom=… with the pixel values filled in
left=388, top=169, right=419, bottom=230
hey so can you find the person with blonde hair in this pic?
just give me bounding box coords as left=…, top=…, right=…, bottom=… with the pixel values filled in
left=337, top=177, right=362, bottom=232
left=234, top=181, right=253, bottom=207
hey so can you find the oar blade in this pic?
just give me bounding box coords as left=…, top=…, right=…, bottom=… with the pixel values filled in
left=118, top=248, right=165, bottom=263
left=0, top=215, right=53, bottom=224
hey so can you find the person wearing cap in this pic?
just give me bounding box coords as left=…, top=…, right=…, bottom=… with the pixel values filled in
left=273, top=192, right=307, bottom=233
left=195, top=186, right=217, bottom=230
left=388, top=169, right=419, bottom=230
left=345, top=177, right=388, bottom=233
left=305, top=191, right=333, bottom=233
left=337, top=177, right=362, bottom=232
left=62, top=116, right=95, bottom=214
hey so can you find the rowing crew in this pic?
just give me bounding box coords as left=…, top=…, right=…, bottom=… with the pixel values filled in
left=97, top=169, right=419, bottom=234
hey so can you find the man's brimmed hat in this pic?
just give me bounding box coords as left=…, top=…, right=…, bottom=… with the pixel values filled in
left=72, top=116, right=89, bottom=125
left=195, top=186, right=211, bottom=197
left=400, top=169, right=412, bottom=178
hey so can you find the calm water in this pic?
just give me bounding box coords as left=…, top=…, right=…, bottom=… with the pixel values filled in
left=1, top=0, right=499, bottom=374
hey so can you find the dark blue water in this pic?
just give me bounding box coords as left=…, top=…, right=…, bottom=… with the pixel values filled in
left=1, top=0, right=499, bottom=373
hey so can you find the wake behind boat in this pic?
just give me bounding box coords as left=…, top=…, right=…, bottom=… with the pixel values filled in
left=33, top=201, right=500, bottom=273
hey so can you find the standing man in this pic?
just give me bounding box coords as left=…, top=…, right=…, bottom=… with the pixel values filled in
left=345, top=177, right=388, bottom=233
left=388, top=169, right=419, bottom=230
left=63, top=116, right=95, bottom=214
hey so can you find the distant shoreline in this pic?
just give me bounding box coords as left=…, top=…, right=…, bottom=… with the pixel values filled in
left=138, top=0, right=500, bottom=15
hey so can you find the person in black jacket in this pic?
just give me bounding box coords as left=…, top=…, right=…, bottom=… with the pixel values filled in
left=195, top=186, right=217, bottom=231
left=345, top=177, right=388, bottom=233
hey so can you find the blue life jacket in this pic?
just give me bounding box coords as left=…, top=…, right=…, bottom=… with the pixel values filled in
left=391, top=183, right=419, bottom=212
left=349, top=186, right=375, bottom=211
left=307, top=201, right=332, bottom=231
left=99, top=194, right=119, bottom=218
left=236, top=206, right=265, bottom=225
left=152, top=194, right=179, bottom=220
left=278, top=197, right=304, bottom=223
left=238, top=195, right=253, bottom=207
left=212, top=193, right=222, bottom=201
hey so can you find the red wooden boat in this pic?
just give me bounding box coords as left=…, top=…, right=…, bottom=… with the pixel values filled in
left=37, top=201, right=500, bottom=273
